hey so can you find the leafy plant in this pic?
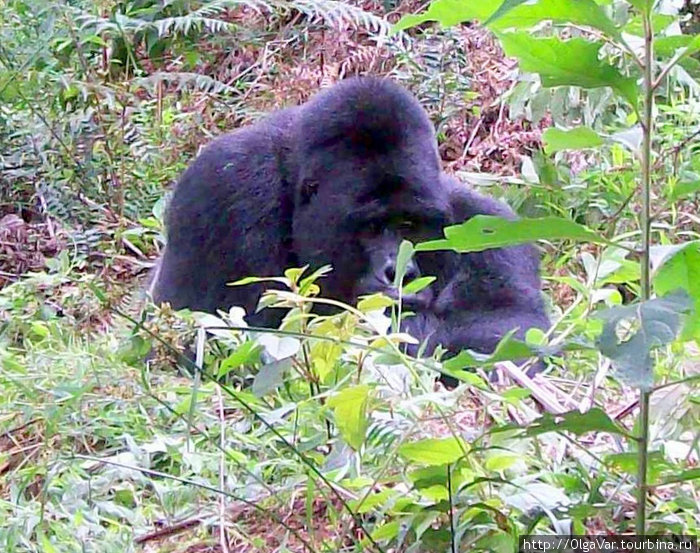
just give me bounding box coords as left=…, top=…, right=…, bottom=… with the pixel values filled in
left=397, top=0, right=700, bottom=536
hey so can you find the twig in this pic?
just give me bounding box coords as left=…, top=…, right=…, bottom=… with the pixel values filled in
left=495, top=361, right=568, bottom=414
left=135, top=517, right=203, bottom=544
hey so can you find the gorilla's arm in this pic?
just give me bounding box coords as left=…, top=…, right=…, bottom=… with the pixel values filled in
left=426, top=179, right=550, bottom=356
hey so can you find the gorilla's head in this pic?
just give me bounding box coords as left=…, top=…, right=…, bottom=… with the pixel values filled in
left=290, top=78, right=451, bottom=307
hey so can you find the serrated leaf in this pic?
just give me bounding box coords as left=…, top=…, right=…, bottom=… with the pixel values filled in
left=328, top=385, right=371, bottom=451
left=498, top=34, right=638, bottom=107
left=653, top=242, right=700, bottom=342
left=399, top=437, right=467, bottom=465
left=416, top=215, right=606, bottom=253
left=543, top=127, right=604, bottom=154
left=597, top=291, right=691, bottom=390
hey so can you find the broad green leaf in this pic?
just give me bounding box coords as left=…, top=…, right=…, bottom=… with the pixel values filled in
left=399, top=437, right=467, bottom=465
left=624, top=14, right=675, bottom=36
left=370, top=521, right=400, bottom=542
left=490, top=0, right=619, bottom=38
left=498, top=34, right=638, bottom=107
left=485, top=453, right=521, bottom=471
left=656, top=35, right=697, bottom=57
left=605, top=451, right=673, bottom=483
left=543, top=127, right=604, bottom=154
left=655, top=34, right=700, bottom=72
left=491, top=407, right=630, bottom=437
left=328, top=385, right=371, bottom=451
left=597, top=291, right=691, bottom=390
left=393, top=0, right=619, bottom=38
left=350, top=489, right=398, bottom=513
left=402, top=275, right=436, bottom=295
left=667, top=179, right=700, bottom=202
left=653, top=242, right=700, bottom=341
left=393, top=0, right=499, bottom=32
left=357, top=293, right=394, bottom=312
left=218, top=341, right=262, bottom=377
left=416, top=215, right=606, bottom=253
left=484, top=0, right=529, bottom=26
left=627, top=0, right=652, bottom=14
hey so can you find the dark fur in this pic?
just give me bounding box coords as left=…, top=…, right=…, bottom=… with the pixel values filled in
left=153, top=77, right=549, bottom=367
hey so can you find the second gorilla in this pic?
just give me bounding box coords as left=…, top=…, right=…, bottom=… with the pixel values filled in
left=152, top=77, right=549, bottom=362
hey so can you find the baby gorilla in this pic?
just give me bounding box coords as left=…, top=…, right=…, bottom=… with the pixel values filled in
left=152, top=77, right=549, bottom=371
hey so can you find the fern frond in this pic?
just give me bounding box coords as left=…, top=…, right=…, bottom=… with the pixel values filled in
left=135, top=72, right=237, bottom=95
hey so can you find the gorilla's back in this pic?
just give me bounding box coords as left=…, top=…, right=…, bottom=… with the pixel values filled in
left=153, top=105, right=300, bottom=317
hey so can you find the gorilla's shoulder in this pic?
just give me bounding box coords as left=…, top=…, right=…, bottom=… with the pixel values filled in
left=197, top=106, right=300, bottom=159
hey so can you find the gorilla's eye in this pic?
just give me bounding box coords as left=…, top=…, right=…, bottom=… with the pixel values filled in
left=300, top=179, right=319, bottom=205
left=399, top=220, right=415, bottom=231
left=366, top=220, right=384, bottom=234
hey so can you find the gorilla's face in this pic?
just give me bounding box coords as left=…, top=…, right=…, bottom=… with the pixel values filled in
left=354, top=227, right=433, bottom=308
left=291, top=155, right=451, bottom=308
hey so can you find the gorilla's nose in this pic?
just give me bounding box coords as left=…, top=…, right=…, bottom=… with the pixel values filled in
left=383, top=260, right=419, bottom=286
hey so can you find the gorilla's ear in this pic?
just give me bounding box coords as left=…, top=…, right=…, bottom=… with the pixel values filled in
left=299, top=178, right=319, bottom=205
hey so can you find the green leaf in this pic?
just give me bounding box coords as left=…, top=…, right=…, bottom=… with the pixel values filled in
left=498, top=34, right=638, bottom=107
left=252, top=358, right=292, bottom=396
left=605, top=451, right=673, bottom=483
left=394, top=240, right=415, bottom=287
left=328, top=385, right=371, bottom=451
left=667, top=179, right=700, bottom=202
left=653, top=242, right=700, bottom=341
left=443, top=330, right=536, bottom=373
left=393, top=0, right=619, bottom=39
left=596, top=291, right=691, bottom=390
left=626, top=0, right=653, bottom=15
left=491, top=407, right=630, bottom=437
left=659, top=467, right=700, bottom=485
left=399, top=437, right=467, bottom=465
left=543, top=127, right=604, bottom=154
left=484, top=0, right=529, bottom=26
left=393, top=0, right=499, bottom=32
left=489, top=0, right=620, bottom=38
left=229, top=275, right=288, bottom=287
left=218, top=341, right=262, bottom=377
left=402, top=276, right=436, bottom=295
left=415, top=215, right=606, bottom=253
left=357, top=293, right=395, bottom=312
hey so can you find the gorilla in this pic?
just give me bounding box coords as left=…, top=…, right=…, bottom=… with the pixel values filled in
left=152, top=77, right=549, bottom=371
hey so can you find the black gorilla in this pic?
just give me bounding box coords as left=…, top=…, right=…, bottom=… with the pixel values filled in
left=152, top=77, right=549, bottom=365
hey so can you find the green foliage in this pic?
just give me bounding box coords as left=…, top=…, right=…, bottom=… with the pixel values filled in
left=417, top=215, right=607, bottom=252
left=543, top=127, right=605, bottom=154
left=3, top=0, right=700, bottom=549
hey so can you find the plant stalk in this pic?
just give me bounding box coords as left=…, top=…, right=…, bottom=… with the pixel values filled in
left=636, top=9, right=655, bottom=536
